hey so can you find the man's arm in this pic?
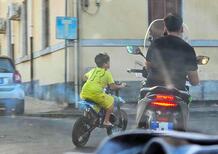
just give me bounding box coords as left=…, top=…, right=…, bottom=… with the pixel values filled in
left=145, top=61, right=152, bottom=70
left=187, top=70, right=199, bottom=86
left=185, top=46, right=199, bottom=86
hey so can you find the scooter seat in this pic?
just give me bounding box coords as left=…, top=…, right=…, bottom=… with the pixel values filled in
left=84, top=99, right=97, bottom=105
left=78, top=99, right=98, bottom=110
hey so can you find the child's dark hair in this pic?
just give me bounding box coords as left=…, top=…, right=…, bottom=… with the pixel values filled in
left=95, top=53, right=110, bottom=67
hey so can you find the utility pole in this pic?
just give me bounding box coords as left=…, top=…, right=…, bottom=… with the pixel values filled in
left=73, top=0, right=79, bottom=108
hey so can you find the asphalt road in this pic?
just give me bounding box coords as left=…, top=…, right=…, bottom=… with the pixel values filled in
left=1, top=104, right=218, bottom=154
left=0, top=116, right=109, bottom=154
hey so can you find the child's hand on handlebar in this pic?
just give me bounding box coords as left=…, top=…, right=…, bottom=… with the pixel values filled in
left=121, top=82, right=127, bottom=88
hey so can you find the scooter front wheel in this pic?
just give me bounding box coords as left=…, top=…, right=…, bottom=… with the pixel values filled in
left=106, top=110, right=128, bottom=135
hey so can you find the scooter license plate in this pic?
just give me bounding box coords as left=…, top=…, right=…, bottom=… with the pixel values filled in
left=151, top=121, right=173, bottom=130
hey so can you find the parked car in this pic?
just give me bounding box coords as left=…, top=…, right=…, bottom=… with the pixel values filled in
left=0, top=56, right=25, bottom=115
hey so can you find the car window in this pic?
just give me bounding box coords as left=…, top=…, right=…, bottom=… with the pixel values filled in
left=0, top=58, right=15, bottom=73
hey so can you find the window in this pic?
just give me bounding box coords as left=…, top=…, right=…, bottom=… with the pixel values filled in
left=148, top=0, right=182, bottom=39
left=148, top=0, right=182, bottom=23
left=41, top=0, right=49, bottom=49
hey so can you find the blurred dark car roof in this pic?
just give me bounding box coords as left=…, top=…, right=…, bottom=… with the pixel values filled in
left=96, top=129, right=218, bottom=154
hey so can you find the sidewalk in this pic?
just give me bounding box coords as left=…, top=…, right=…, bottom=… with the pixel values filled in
left=24, top=96, right=137, bottom=118
left=24, top=96, right=82, bottom=118
left=24, top=96, right=218, bottom=118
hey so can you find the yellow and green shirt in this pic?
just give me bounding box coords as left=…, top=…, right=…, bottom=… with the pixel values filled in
left=80, top=67, right=114, bottom=98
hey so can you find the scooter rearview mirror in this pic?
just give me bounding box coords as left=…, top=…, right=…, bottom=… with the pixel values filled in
left=126, top=46, right=146, bottom=60
left=197, top=56, right=210, bottom=65
left=126, top=46, right=141, bottom=55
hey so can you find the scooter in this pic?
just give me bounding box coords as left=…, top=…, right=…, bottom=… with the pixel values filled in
left=126, top=46, right=209, bottom=131
left=72, top=84, right=128, bottom=147
left=125, top=19, right=209, bottom=131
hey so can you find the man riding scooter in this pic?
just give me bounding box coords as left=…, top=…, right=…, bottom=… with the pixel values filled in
left=134, top=13, right=201, bottom=130
left=145, top=13, right=199, bottom=90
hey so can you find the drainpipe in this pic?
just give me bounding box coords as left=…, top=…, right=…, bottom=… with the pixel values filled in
left=6, top=5, right=14, bottom=62
left=11, top=42, right=15, bottom=62
left=6, top=18, right=12, bottom=58
left=64, top=0, right=68, bottom=103
left=30, top=35, right=34, bottom=95
left=7, top=0, right=11, bottom=58
left=74, top=0, right=80, bottom=108
left=29, top=0, right=34, bottom=95
left=21, top=0, right=27, bottom=56
left=10, top=19, right=15, bottom=62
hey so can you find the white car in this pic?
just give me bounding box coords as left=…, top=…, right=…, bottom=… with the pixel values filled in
left=0, top=56, right=25, bottom=114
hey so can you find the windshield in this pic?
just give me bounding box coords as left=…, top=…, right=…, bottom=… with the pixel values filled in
left=0, top=0, right=217, bottom=154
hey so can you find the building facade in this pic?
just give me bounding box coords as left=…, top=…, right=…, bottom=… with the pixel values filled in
left=0, top=0, right=218, bottom=103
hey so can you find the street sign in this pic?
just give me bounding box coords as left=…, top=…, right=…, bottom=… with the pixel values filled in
left=56, top=17, right=77, bottom=40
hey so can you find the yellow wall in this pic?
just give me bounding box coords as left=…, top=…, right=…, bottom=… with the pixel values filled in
left=183, top=0, right=218, bottom=80
left=183, top=0, right=218, bottom=39
left=195, top=48, right=218, bottom=80
left=13, top=20, right=21, bottom=58
left=1, top=0, right=218, bottom=86
left=0, top=0, right=23, bottom=57
left=17, top=49, right=65, bottom=84
left=80, top=47, right=146, bottom=81
left=79, top=46, right=217, bottom=82
left=34, top=50, right=65, bottom=85
left=49, top=0, right=65, bottom=46
left=0, top=0, right=8, bottom=56
left=16, top=61, right=30, bottom=82
left=32, top=0, right=41, bottom=51
left=80, top=0, right=148, bottom=39
left=0, top=35, right=7, bottom=55
left=0, top=0, right=8, bottom=17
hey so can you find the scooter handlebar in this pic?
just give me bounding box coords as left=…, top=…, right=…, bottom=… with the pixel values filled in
left=127, top=67, right=148, bottom=78
left=127, top=69, right=144, bottom=73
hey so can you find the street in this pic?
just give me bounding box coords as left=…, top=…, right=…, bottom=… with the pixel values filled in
left=0, top=115, right=130, bottom=154
left=188, top=107, right=218, bottom=134
left=0, top=116, right=98, bottom=154
left=1, top=103, right=218, bottom=154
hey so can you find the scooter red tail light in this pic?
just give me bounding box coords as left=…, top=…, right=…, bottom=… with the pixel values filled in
left=155, top=95, right=175, bottom=101
left=150, top=101, right=177, bottom=107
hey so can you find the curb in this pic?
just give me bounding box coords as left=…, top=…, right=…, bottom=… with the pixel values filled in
left=24, top=112, right=82, bottom=118
left=24, top=109, right=83, bottom=118
left=23, top=101, right=218, bottom=118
